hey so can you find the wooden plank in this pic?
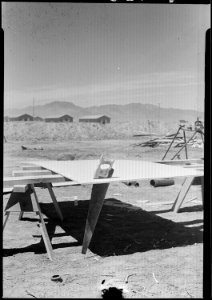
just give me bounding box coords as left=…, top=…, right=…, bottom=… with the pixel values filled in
left=30, top=160, right=202, bottom=185
left=156, top=159, right=203, bottom=165
left=172, top=177, right=195, bottom=213
left=21, top=166, right=43, bottom=170
left=30, top=184, right=54, bottom=261
left=183, top=164, right=204, bottom=169
left=82, top=182, right=111, bottom=254
left=12, top=170, right=52, bottom=177
left=3, top=182, right=78, bottom=194
left=52, top=181, right=80, bottom=187
left=82, top=169, right=114, bottom=254
left=4, top=174, right=65, bottom=188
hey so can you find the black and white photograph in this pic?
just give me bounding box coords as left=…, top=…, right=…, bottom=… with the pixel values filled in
left=2, top=1, right=210, bottom=298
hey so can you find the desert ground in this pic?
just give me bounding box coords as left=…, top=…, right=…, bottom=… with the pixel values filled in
left=3, top=122, right=204, bottom=298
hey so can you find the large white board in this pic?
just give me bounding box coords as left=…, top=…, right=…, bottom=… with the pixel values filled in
left=29, top=160, right=203, bottom=185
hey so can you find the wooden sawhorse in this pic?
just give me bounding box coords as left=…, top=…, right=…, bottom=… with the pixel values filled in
left=3, top=182, right=64, bottom=261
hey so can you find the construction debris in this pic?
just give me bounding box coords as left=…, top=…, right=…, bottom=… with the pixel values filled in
left=21, top=145, right=44, bottom=150
left=134, top=119, right=204, bottom=150
left=134, top=136, right=183, bottom=148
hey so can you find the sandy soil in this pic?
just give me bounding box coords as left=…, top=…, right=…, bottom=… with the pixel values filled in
left=3, top=139, right=203, bottom=298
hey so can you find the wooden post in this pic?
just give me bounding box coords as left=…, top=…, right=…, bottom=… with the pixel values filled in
left=183, top=129, right=188, bottom=159
left=82, top=169, right=114, bottom=254
left=162, top=126, right=181, bottom=160
left=172, top=176, right=194, bottom=213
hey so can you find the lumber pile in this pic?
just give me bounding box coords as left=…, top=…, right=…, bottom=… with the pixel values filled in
left=134, top=133, right=203, bottom=148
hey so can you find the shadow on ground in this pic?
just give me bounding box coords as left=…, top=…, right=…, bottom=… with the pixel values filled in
left=3, top=198, right=203, bottom=257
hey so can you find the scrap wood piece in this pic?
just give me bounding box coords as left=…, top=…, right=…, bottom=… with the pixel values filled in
left=25, top=290, right=37, bottom=298
left=185, top=196, right=197, bottom=203
left=145, top=200, right=173, bottom=206
left=152, top=273, right=159, bottom=283
left=21, top=145, right=43, bottom=150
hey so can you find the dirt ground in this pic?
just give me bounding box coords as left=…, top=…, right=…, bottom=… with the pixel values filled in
left=3, top=139, right=203, bottom=298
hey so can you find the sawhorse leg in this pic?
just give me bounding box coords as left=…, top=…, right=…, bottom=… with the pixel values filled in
left=82, top=182, right=111, bottom=254
left=30, top=185, right=54, bottom=260
left=172, top=176, right=194, bottom=213
left=45, top=183, right=64, bottom=222
left=18, top=183, right=64, bottom=222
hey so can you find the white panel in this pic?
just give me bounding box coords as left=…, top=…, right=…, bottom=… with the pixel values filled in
left=29, top=160, right=203, bottom=185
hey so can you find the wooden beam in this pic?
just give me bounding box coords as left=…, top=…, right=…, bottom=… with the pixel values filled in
left=183, top=165, right=204, bottom=169
left=21, top=166, right=43, bottom=170
left=12, top=170, right=52, bottom=177
left=3, top=181, right=80, bottom=194
left=4, top=174, right=65, bottom=188
left=82, top=169, right=114, bottom=254
left=156, top=159, right=203, bottom=165
left=172, top=176, right=195, bottom=213
left=30, top=184, right=54, bottom=261
left=82, top=182, right=111, bottom=254
left=52, top=181, right=80, bottom=187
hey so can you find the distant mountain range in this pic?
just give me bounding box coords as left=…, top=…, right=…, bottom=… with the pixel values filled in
left=4, top=101, right=203, bottom=123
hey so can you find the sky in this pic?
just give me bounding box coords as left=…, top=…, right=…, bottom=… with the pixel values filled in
left=2, top=2, right=210, bottom=111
